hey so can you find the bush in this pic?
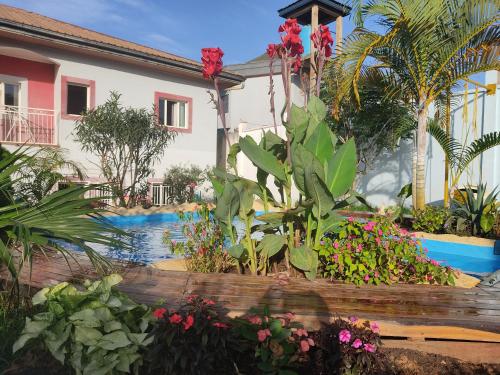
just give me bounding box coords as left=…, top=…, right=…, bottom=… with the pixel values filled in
left=232, top=308, right=312, bottom=375
left=13, top=275, right=153, bottom=375
left=318, top=317, right=383, bottom=375
left=412, top=205, right=449, bottom=233
left=165, top=204, right=235, bottom=273
left=164, top=164, right=208, bottom=204
left=319, top=217, right=455, bottom=285
left=146, top=295, right=234, bottom=375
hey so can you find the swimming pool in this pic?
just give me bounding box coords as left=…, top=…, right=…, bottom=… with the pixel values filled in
left=94, top=213, right=499, bottom=275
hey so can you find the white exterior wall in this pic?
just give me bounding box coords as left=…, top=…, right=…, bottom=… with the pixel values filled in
left=1, top=39, right=219, bottom=181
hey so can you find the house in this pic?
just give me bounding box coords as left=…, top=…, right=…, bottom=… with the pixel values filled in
left=0, top=3, right=243, bottom=204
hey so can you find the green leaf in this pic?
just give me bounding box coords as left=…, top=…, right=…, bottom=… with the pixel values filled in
left=326, top=138, right=357, bottom=198
left=305, top=170, right=335, bottom=217
left=290, top=245, right=315, bottom=272
left=304, top=122, right=334, bottom=166
left=256, top=234, right=287, bottom=258
left=239, top=136, right=287, bottom=183
left=227, top=143, right=241, bottom=172
left=97, top=331, right=131, bottom=350
left=305, top=96, right=327, bottom=140
left=291, top=144, right=324, bottom=195
left=74, top=326, right=103, bottom=346
left=228, top=244, right=245, bottom=259
left=214, top=182, right=239, bottom=227
left=287, top=104, right=309, bottom=143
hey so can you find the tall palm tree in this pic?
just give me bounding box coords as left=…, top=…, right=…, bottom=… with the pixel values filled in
left=336, top=0, right=499, bottom=209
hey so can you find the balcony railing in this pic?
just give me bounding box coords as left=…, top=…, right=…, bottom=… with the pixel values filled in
left=0, top=106, right=57, bottom=145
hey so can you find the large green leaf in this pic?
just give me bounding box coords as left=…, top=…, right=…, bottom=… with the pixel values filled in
left=227, top=244, right=245, bottom=259
left=291, top=144, right=324, bottom=195
left=290, top=245, right=316, bottom=274
left=239, top=136, right=287, bottom=183
left=214, top=182, right=239, bottom=227
left=305, top=96, right=327, bottom=141
left=305, top=170, right=335, bottom=217
left=227, top=143, right=241, bottom=173
left=304, top=122, right=334, bottom=166
left=256, top=234, right=287, bottom=258
left=326, top=138, right=357, bottom=198
left=287, top=104, right=309, bottom=143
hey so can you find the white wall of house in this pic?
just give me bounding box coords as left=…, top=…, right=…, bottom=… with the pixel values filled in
left=1, top=39, right=220, bottom=183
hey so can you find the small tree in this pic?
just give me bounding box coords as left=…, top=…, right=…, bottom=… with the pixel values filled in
left=164, top=164, right=208, bottom=204
left=75, top=92, right=176, bottom=207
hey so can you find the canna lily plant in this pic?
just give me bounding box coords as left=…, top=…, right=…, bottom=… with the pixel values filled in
left=205, top=20, right=361, bottom=279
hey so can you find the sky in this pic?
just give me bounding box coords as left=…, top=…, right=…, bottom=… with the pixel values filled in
left=1, top=0, right=359, bottom=65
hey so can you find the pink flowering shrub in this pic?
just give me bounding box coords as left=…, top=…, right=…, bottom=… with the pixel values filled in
left=146, top=295, right=234, bottom=374
left=232, top=307, right=312, bottom=374
left=319, top=216, right=455, bottom=285
left=319, top=317, right=383, bottom=375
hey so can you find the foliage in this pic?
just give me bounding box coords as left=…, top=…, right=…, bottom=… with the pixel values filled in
left=74, top=92, right=176, bottom=207
left=146, top=295, right=234, bottom=375
left=15, top=147, right=85, bottom=204
left=213, top=97, right=360, bottom=279
left=446, top=184, right=498, bottom=237
left=163, top=164, right=207, bottom=204
left=13, top=275, right=152, bottom=375
left=0, top=147, right=126, bottom=290
left=412, top=205, right=449, bottom=234
left=319, top=316, right=383, bottom=375
left=336, top=0, right=500, bottom=209
left=232, top=307, right=312, bottom=375
left=319, top=217, right=455, bottom=286
left=323, top=65, right=415, bottom=172
left=427, top=122, right=500, bottom=199
left=164, top=204, right=235, bottom=273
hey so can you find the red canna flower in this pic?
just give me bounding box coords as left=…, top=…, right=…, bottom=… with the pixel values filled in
left=169, top=313, right=183, bottom=324
left=311, top=24, right=334, bottom=58
left=292, top=56, right=302, bottom=73
left=278, top=18, right=303, bottom=58
left=183, top=315, right=195, bottom=331
left=201, top=47, right=224, bottom=79
left=153, top=308, right=167, bottom=319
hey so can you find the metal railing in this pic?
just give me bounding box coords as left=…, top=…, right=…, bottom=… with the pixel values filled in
left=0, top=106, right=57, bottom=145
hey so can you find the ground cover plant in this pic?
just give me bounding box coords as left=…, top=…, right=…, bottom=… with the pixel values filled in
left=13, top=274, right=152, bottom=375
left=319, top=216, right=455, bottom=286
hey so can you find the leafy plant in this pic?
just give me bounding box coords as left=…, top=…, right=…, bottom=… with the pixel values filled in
left=146, top=295, right=234, bottom=375
left=13, top=275, right=152, bottom=375
left=319, top=316, right=383, bottom=375
left=75, top=92, right=176, bottom=207
left=164, top=204, right=235, bottom=273
left=412, top=205, right=449, bottom=233
left=446, top=184, right=498, bottom=237
left=319, top=217, right=455, bottom=285
left=0, top=147, right=126, bottom=291
left=232, top=308, right=312, bottom=375
left=163, top=164, right=207, bottom=204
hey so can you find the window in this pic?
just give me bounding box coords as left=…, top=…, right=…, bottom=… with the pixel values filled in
left=66, top=84, right=88, bottom=115
left=61, top=76, right=95, bottom=119
left=158, top=98, right=187, bottom=128
left=0, top=82, right=19, bottom=107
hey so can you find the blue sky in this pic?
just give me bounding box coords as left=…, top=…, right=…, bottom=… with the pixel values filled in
left=1, top=0, right=359, bottom=65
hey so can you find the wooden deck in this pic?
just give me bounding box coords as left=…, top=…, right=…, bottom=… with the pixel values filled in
left=2, top=251, right=500, bottom=362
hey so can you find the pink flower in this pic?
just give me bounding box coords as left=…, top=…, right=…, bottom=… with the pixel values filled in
left=203, top=298, right=216, bottom=305
left=257, top=328, right=271, bottom=342
left=349, top=316, right=358, bottom=323
left=183, top=315, right=195, bottom=331
left=375, top=237, right=381, bottom=245
left=352, top=338, right=363, bottom=349
left=295, top=328, right=308, bottom=337
left=378, top=229, right=383, bottom=236
left=374, top=271, right=380, bottom=278
left=153, top=308, right=167, bottom=319
left=364, top=343, right=376, bottom=353
left=357, top=244, right=363, bottom=252
left=430, top=259, right=440, bottom=266
left=333, top=253, right=339, bottom=263
left=213, top=322, right=229, bottom=329
left=339, top=329, right=351, bottom=343
left=169, top=313, right=182, bottom=324
left=363, top=221, right=376, bottom=231
left=348, top=216, right=354, bottom=222
left=247, top=315, right=262, bottom=325
left=347, top=243, right=352, bottom=250
left=364, top=274, right=370, bottom=282
left=300, top=339, right=310, bottom=352
left=333, top=241, right=339, bottom=249
left=370, top=321, right=380, bottom=333
left=284, top=312, right=295, bottom=321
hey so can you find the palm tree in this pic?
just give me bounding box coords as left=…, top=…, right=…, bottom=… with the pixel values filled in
left=336, top=0, right=499, bottom=209
left=0, top=147, right=127, bottom=293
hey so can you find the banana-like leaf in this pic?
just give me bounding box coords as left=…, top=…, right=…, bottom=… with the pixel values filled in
left=228, top=244, right=246, bottom=260
left=290, top=245, right=318, bottom=280
left=227, top=143, right=241, bottom=173
left=291, top=144, right=324, bottom=195
left=239, top=136, right=287, bottom=183
left=305, top=96, right=327, bottom=141
left=287, top=104, right=309, bottom=143
left=256, top=234, right=287, bottom=258
left=214, top=182, right=239, bottom=228
left=304, top=122, right=334, bottom=166
left=326, top=138, right=357, bottom=198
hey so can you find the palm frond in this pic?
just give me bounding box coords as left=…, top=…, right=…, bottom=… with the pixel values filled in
left=426, top=119, right=462, bottom=166
left=458, top=131, right=500, bottom=173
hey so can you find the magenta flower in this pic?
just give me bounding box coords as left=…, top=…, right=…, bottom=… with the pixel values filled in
left=333, top=241, right=339, bottom=249
left=378, top=229, right=383, bottom=236
left=339, top=329, right=351, bottom=343
left=364, top=343, right=376, bottom=352
left=364, top=274, right=370, bottom=282
left=357, top=244, right=363, bottom=252
left=300, top=339, right=310, bottom=352
left=349, top=316, right=358, bottom=323
left=363, top=221, right=376, bottom=231
left=333, top=253, right=339, bottom=263
left=257, top=328, right=271, bottom=342
left=352, top=338, right=363, bottom=349
left=370, top=321, right=380, bottom=333
left=430, top=259, right=440, bottom=266
left=348, top=216, right=354, bottom=222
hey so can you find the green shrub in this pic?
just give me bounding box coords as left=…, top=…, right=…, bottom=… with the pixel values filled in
left=412, top=205, right=449, bottom=233
left=163, top=164, right=208, bottom=204
left=232, top=307, right=312, bottom=375
left=164, top=204, right=235, bottom=273
left=13, top=275, right=153, bottom=375
left=319, top=317, right=383, bottom=375
left=319, top=217, right=455, bottom=286
left=146, top=295, right=234, bottom=375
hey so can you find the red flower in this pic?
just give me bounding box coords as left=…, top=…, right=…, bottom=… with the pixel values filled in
left=292, top=56, right=302, bottom=73
left=201, top=47, right=224, bottom=79
left=202, top=298, right=215, bottom=306
left=311, top=24, right=334, bottom=58
left=153, top=308, right=166, bottom=319
left=278, top=18, right=303, bottom=58
left=169, top=313, right=183, bottom=324
left=267, top=43, right=278, bottom=58
left=183, top=315, right=195, bottom=331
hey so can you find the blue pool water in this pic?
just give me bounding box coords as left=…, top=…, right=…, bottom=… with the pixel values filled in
left=93, top=213, right=500, bottom=275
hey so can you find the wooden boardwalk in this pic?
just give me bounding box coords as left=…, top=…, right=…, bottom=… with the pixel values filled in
left=2, top=251, right=500, bottom=362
